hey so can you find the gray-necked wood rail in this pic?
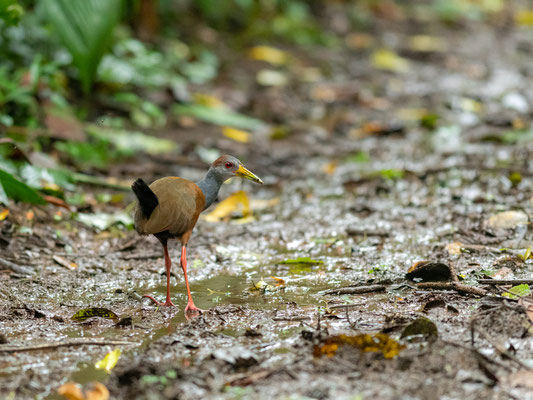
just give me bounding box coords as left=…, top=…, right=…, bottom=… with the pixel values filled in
left=132, top=155, right=263, bottom=314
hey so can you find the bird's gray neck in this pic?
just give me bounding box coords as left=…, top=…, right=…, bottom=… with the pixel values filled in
left=196, top=168, right=224, bottom=210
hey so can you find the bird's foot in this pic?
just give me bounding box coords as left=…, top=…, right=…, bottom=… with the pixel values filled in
left=142, top=294, right=175, bottom=307
left=184, top=302, right=206, bottom=316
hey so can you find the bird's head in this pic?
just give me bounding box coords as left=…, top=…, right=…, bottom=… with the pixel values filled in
left=212, top=155, right=263, bottom=184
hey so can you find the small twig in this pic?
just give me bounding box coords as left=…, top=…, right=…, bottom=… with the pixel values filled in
left=448, top=263, right=460, bottom=284
left=346, top=228, right=389, bottom=237
left=417, top=282, right=487, bottom=296
left=479, top=279, right=533, bottom=285
left=273, top=316, right=310, bottom=322
left=322, top=285, right=386, bottom=296
left=0, top=257, right=34, bottom=275
left=226, top=369, right=275, bottom=386
left=0, top=338, right=140, bottom=353
left=328, top=303, right=365, bottom=310
left=345, top=309, right=357, bottom=330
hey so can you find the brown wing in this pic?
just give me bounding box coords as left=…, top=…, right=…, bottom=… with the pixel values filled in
left=134, top=177, right=205, bottom=237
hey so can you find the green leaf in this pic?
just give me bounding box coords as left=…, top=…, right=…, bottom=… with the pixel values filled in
left=87, top=125, right=177, bottom=155
left=74, top=211, right=133, bottom=230
left=379, top=169, right=405, bottom=180
left=42, top=0, right=123, bottom=93
left=173, top=104, right=267, bottom=131
left=0, top=169, right=45, bottom=205
left=279, top=257, right=323, bottom=265
left=503, top=284, right=531, bottom=299
left=71, top=307, right=119, bottom=322
left=0, top=0, right=24, bottom=26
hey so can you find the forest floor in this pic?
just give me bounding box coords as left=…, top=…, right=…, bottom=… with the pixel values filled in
left=2, top=3, right=533, bottom=400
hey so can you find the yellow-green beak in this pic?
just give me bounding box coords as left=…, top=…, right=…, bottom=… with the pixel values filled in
left=236, top=164, right=263, bottom=184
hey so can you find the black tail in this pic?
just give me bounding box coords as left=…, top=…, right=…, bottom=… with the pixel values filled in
left=132, top=178, right=159, bottom=219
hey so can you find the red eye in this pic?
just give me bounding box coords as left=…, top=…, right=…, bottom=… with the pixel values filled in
left=225, top=162, right=233, bottom=169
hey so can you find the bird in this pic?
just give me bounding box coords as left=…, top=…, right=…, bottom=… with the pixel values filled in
left=131, top=155, right=263, bottom=315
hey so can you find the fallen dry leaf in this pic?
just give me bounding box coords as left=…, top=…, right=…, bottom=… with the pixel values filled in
left=487, top=211, right=528, bottom=230
left=58, top=382, right=84, bottom=400
left=222, top=126, right=250, bottom=143
left=58, top=382, right=110, bottom=400
left=85, top=383, right=109, bottom=400
left=446, top=242, right=463, bottom=255
left=371, top=49, right=409, bottom=73
left=204, top=191, right=250, bottom=222
left=248, top=46, right=288, bottom=65
left=192, top=93, right=225, bottom=108
left=408, top=35, right=446, bottom=52
left=0, top=208, right=8, bottom=221
left=95, top=349, right=121, bottom=373
left=515, top=10, right=533, bottom=27
left=322, top=161, right=337, bottom=175
left=314, top=333, right=405, bottom=359
left=53, top=255, right=78, bottom=270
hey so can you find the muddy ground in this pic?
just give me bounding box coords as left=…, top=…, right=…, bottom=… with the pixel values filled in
left=2, top=3, right=533, bottom=400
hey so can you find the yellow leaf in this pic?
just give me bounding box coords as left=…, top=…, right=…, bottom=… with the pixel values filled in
left=371, top=49, right=409, bottom=73
left=249, top=197, right=280, bottom=211
left=58, top=382, right=84, bottom=400
left=313, top=333, right=405, bottom=359
left=192, top=93, right=225, bottom=109
left=204, top=191, right=250, bottom=222
left=446, top=242, right=463, bottom=255
left=516, top=10, right=533, bottom=26
left=0, top=208, right=9, bottom=221
left=95, top=349, right=121, bottom=373
left=322, top=161, right=337, bottom=175
left=408, top=35, right=446, bottom=52
left=248, top=46, right=288, bottom=65
left=222, top=126, right=250, bottom=143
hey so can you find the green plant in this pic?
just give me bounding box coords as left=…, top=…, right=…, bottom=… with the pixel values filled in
left=41, top=0, right=123, bottom=93
left=0, top=0, right=23, bottom=26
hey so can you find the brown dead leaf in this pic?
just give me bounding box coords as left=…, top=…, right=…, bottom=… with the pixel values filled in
left=45, top=108, right=86, bottom=141
left=43, top=195, right=71, bottom=210
left=270, top=276, right=286, bottom=287
left=25, top=210, right=34, bottom=221
left=58, top=382, right=84, bottom=400
left=493, top=267, right=513, bottom=279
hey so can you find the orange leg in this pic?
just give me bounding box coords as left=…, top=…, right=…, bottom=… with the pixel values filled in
left=143, top=241, right=175, bottom=307
left=181, top=245, right=205, bottom=315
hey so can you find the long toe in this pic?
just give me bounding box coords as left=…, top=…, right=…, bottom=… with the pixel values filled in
left=142, top=294, right=175, bottom=307
left=184, top=303, right=206, bottom=315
